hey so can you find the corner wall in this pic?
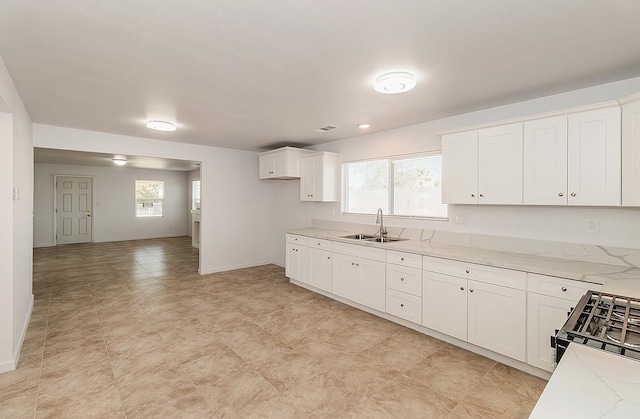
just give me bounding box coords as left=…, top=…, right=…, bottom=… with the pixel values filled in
left=271, top=77, right=640, bottom=266
left=0, top=55, right=33, bottom=373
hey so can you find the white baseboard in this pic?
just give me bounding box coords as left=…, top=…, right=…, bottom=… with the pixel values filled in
left=271, top=260, right=285, bottom=268
left=33, top=242, right=55, bottom=248
left=199, top=261, right=273, bottom=275
left=93, top=233, right=188, bottom=243
left=13, top=294, right=33, bottom=368
left=0, top=295, right=33, bottom=374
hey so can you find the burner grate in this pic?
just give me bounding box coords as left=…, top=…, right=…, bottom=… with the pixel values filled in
left=562, top=290, right=640, bottom=360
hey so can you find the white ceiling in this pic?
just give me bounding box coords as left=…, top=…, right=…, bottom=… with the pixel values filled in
left=2, top=1, right=640, bottom=152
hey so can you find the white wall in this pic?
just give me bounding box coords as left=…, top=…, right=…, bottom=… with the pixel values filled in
left=0, top=55, right=33, bottom=373
left=34, top=164, right=189, bottom=247
left=33, top=124, right=277, bottom=274
left=271, top=77, right=640, bottom=266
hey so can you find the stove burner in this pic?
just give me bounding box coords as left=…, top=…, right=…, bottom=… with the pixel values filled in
left=555, top=291, right=640, bottom=365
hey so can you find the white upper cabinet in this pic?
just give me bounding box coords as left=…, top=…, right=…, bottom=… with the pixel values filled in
left=442, top=130, right=478, bottom=204
left=300, top=152, right=338, bottom=202
left=442, top=123, right=523, bottom=205
left=523, top=116, right=568, bottom=205
left=478, top=123, right=523, bottom=205
left=259, top=147, right=312, bottom=179
left=622, top=94, right=640, bottom=206
left=567, top=107, right=621, bottom=206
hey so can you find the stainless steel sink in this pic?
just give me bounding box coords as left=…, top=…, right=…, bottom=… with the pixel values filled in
left=341, top=233, right=377, bottom=240
left=365, top=237, right=408, bottom=243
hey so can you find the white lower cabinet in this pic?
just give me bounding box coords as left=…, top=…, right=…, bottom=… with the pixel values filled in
left=526, top=273, right=601, bottom=372
left=467, top=280, right=526, bottom=362
left=422, top=271, right=468, bottom=341
left=285, top=243, right=308, bottom=283
left=386, top=289, right=421, bottom=324
left=526, top=293, right=574, bottom=372
left=331, top=243, right=386, bottom=312
left=422, top=256, right=527, bottom=362
left=307, top=248, right=332, bottom=292
left=385, top=252, right=422, bottom=324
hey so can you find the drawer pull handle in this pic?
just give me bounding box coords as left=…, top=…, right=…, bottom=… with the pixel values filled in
left=465, top=269, right=470, bottom=274
left=401, top=257, right=405, bottom=261
left=460, top=287, right=465, bottom=291
left=571, top=192, right=576, bottom=197
left=558, top=192, right=564, bottom=197
left=471, top=193, right=475, bottom=198
left=351, top=262, right=355, bottom=266
left=327, top=257, right=330, bottom=260
left=400, top=304, right=404, bottom=307
left=356, top=264, right=359, bottom=267
left=561, top=287, right=567, bottom=292
left=469, top=289, right=474, bottom=293
left=400, top=277, right=405, bottom=281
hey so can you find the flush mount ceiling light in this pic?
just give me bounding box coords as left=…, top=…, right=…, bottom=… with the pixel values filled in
left=112, top=158, right=127, bottom=166
left=357, top=123, right=371, bottom=129
left=373, top=72, right=416, bottom=94
left=146, top=120, right=176, bottom=131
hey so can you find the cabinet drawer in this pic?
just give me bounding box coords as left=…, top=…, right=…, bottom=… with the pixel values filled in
left=528, top=273, right=601, bottom=301
left=308, top=238, right=331, bottom=251
left=387, top=250, right=422, bottom=269
left=386, top=289, right=421, bottom=324
left=286, top=234, right=308, bottom=246
left=332, top=241, right=386, bottom=262
left=386, top=264, right=422, bottom=297
left=423, top=256, right=526, bottom=290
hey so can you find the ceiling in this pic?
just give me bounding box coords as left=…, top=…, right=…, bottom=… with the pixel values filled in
left=2, top=1, right=640, bottom=152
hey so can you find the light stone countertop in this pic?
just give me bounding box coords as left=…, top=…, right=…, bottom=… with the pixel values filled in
left=529, top=344, right=640, bottom=419
left=287, top=227, right=640, bottom=295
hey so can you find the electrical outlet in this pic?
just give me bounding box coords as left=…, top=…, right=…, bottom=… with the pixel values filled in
left=454, top=214, right=467, bottom=225
left=585, top=218, right=599, bottom=233
left=110, top=227, right=115, bottom=233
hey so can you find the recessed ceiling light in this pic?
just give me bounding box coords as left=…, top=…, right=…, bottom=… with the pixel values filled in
left=146, top=120, right=176, bottom=131
left=373, top=72, right=416, bottom=94
left=113, top=158, right=127, bottom=166
left=357, top=124, right=371, bottom=129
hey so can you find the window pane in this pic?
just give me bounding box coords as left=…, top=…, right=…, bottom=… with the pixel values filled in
left=192, top=180, right=201, bottom=210
left=344, top=159, right=389, bottom=214
left=392, top=156, right=447, bottom=218
left=136, top=180, right=164, bottom=217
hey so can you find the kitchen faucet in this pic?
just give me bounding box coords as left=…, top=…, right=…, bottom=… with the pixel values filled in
left=376, top=208, right=387, bottom=240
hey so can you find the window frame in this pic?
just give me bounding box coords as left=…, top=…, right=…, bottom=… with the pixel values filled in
left=135, top=179, right=165, bottom=218
left=341, top=151, right=448, bottom=221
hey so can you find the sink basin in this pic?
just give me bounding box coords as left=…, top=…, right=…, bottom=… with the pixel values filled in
left=366, top=237, right=408, bottom=243
left=341, top=233, right=377, bottom=240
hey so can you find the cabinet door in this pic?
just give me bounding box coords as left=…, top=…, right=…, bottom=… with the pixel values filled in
left=527, top=293, right=574, bottom=372
left=523, top=116, right=568, bottom=205
left=259, top=154, right=275, bottom=179
left=356, top=258, right=386, bottom=312
left=300, top=155, right=319, bottom=201
left=308, top=248, right=332, bottom=292
left=567, top=107, right=621, bottom=206
left=622, top=96, right=640, bottom=206
left=285, top=244, right=308, bottom=283
left=442, top=131, right=478, bottom=204
left=422, top=272, right=467, bottom=341
left=478, top=123, right=523, bottom=204
left=331, top=253, right=356, bottom=302
left=467, top=280, right=526, bottom=362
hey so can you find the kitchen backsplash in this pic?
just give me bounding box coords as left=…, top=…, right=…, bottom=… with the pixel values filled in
left=311, top=219, right=640, bottom=269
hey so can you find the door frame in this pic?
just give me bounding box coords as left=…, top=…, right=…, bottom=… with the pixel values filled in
left=53, top=174, right=94, bottom=246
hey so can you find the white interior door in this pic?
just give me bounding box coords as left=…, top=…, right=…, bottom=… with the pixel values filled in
left=56, top=176, right=92, bottom=244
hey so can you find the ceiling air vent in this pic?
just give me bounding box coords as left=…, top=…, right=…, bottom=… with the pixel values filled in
left=314, top=125, right=339, bottom=133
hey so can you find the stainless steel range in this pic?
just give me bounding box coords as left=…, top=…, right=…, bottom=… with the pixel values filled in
left=555, top=290, right=640, bottom=366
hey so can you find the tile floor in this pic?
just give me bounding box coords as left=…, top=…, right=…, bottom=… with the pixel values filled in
left=0, top=237, right=547, bottom=418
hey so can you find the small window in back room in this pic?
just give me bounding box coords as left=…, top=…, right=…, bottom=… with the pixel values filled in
left=342, top=152, right=448, bottom=219
left=135, top=180, right=164, bottom=217
left=192, top=180, right=201, bottom=210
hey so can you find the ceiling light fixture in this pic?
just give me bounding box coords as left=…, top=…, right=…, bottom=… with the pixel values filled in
left=357, top=124, right=371, bottom=129
left=146, top=120, right=176, bottom=131
left=112, top=158, right=127, bottom=166
left=373, top=72, right=416, bottom=94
